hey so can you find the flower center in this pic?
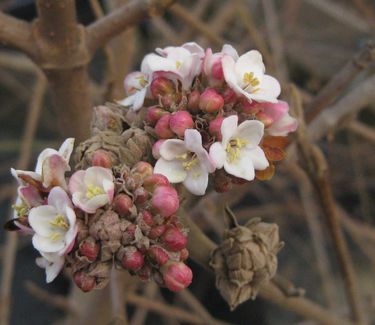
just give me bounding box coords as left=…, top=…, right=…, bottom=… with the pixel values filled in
left=12, top=203, right=28, bottom=217
left=226, top=138, right=248, bottom=163
left=135, top=75, right=148, bottom=88
left=176, top=60, right=182, bottom=69
left=86, top=185, right=105, bottom=199
left=49, top=214, right=69, bottom=230
left=243, top=72, right=260, bottom=93
left=176, top=153, right=199, bottom=171
left=49, top=232, right=62, bottom=241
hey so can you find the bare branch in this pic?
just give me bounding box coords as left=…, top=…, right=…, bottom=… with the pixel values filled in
left=0, top=11, right=35, bottom=56
left=86, top=0, right=175, bottom=55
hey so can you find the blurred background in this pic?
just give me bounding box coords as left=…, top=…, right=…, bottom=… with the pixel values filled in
left=0, top=0, right=374, bottom=324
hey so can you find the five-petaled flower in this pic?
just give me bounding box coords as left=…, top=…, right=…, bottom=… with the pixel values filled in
left=28, top=186, right=78, bottom=282
left=154, top=129, right=215, bottom=195
left=222, top=50, right=280, bottom=103
left=69, top=166, right=115, bottom=213
left=209, top=115, right=269, bottom=181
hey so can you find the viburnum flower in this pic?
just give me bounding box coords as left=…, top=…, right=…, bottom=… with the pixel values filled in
left=261, top=101, right=298, bottom=136
left=142, top=42, right=205, bottom=90
left=117, top=71, right=150, bottom=111
left=209, top=115, right=269, bottom=180
left=28, top=187, right=77, bottom=282
left=222, top=50, right=280, bottom=103
left=68, top=166, right=115, bottom=213
left=11, top=138, right=74, bottom=190
left=154, top=129, right=215, bottom=195
left=203, top=44, right=239, bottom=86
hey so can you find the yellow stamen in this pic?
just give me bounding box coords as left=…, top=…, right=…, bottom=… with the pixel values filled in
left=242, top=72, right=260, bottom=93
left=49, top=232, right=62, bottom=241
left=182, top=157, right=198, bottom=171
left=135, top=75, right=148, bottom=88
left=86, top=185, right=105, bottom=199
left=12, top=203, right=28, bottom=217
left=176, top=60, right=182, bottom=69
left=175, top=153, right=188, bottom=161
left=49, top=214, right=69, bottom=230
left=226, top=138, right=248, bottom=163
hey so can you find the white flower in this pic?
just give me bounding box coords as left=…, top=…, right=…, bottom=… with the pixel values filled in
left=36, top=252, right=65, bottom=283
left=222, top=50, right=280, bottom=103
left=142, top=42, right=205, bottom=90
left=117, top=71, right=150, bottom=111
left=28, top=187, right=77, bottom=255
left=68, top=166, right=114, bottom=213
left=11, top=138, right=74, bottom=189
left=209, top=115, right=269, bottom=181
left=154, top=129, right=215, bottom=195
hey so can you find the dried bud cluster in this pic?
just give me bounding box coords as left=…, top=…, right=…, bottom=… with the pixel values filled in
left=67, top=161, right=192, bottom=293
left=210, top=216, right=283, bottom=310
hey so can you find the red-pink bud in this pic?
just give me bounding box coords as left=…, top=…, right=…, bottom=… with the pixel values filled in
left=143, top=174, right=170, bottom=192
left=149, top=224, right=167, bottom=239
left=151, top=77, right=175, bottom=98
left=152, top=140, right=166, bottom=159
left=199, top=88, right=224, bottom=113
left=79, top=237, right=100, bottom=262
left=162, top=262, right=193, bottom=292
left=209, top=116, right=224, bottom=140
left=148, top=246, right=169, bottom=265
left=222, top=87, right=237, bottom=105
left=146, top=106, right=168, bottom=126
left=113, top=194, right=134, bottom=216
left=162, top=226, right=187, bottom=252
left=91, top=150, right=112, bottom=168
left=121, top=246, right=144, bottom=271
left=151, top=186, right=179, bottom=217
left=180, top=248, right=189, bottom=261
left=134, top=187, right=149, bottom=205
left=169, top=111, right=194, bottom=137
left=154, top=114, right=174, bottom=139
left=211, top=60, right=224, bottom=80
left=241, top=99, right=259, bottom=114
left=187, top=90, right=200, bottom=113
left=73, top=272, right=96, bottom=292
left=131, top=161, right=154, bottom=182
left=138, top=210, right=154, bottom=226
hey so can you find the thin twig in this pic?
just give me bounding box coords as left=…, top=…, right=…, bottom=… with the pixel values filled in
left=129, top=282, right=158, bottom=325
left=347, top=120, right=375, bottom=144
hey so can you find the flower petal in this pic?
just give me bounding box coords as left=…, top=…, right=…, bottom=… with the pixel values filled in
left=183, top=165, right=209, bottom=195
left=58, top=138, right=75, bottom=163
left=154, top=158, right=187, bottom=183
left=84, top=167, right=113, bottom=189
left=32, top=234, right=65, bottom=253
left=159, top=139, right=187, bottom=160
left=267, top=113, right=298, bottom=136
left=222, top=44, right=239, bottom=60
left=68, top=170, right=86, bottom=194
left=250, top=74, right=281, bottom=103
left=131, top=88, right=147, bottom=111
left=209, top=142, right=226, bottom=169
left=18, top=185, right=43, bottom=208
left=47, top=186, right=72, bottom=214
left=244, top=147, right=269, bottom=170
left=42, top=154, right=70, bottom=189
left=234, top=120, right=264, bottom=148
left=35, top=148, right=58, bottom=175
left=235, top=50, right=265, bottom=81
left=28, top=205, right=58, bottom=237
left=224, top=150, right=255, bottom=181
left=36, top=253, right=65, bottom=283
left=221, top=115, right=238, bottom=146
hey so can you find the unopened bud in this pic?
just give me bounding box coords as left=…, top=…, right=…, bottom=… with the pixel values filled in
left=138, top=210, right=154, bottom=227
left=113, top=194, right=134, bottom=216
left=143, top=174, right=170, bottom=192
left=187, top=90, right=200, bottom=113
left=151, top=185, right=179, bottom=217
left=152, top=140, right=166, bottom=159
left=169, top=111, right=194, bottom=137
left=162, top=226, right=187, bottom=252
left=146, top=106, right=168, bottom=126
left=148, top=246, right=169, bottom=265
left=149, top=224, right=167, bottom=239
left=199, top=88, right=224, bottom=113
left=162, top=262, right=193, bottom=292
left=73, top=271, right=96, bottom=292
left=222, top=87, right=237, bottom=105
left=131, top=161, right=153, bottom=183
left=91, top=150, right=112, bottom=168
left=155, top=114, right=174, bottom=139
left=151, top=77, right=175, bottom=98
left=79, top=237, right=100, bottom=262
left=209, top=116, right=224, bottom=140
left=134, top=187, right=149, bottom=205
left=241, top=99, right=259, bottom=114
left=121, top=246, right=144, bottom=271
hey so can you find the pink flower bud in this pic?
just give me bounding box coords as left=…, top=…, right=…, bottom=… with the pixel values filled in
left=134, top=187, right=149, bottom=205
left=211, top=59, right=224, bottom=80
left=151, top=77, right=175, bottom=98
left=169, top=111, right=194, bottom=137
left=154, top=114, right=174, bottom=139
left=256, top=111, right=273, bottom=127
left=143, top=174, right=170, bottom=192
left=131, top=161, right=154, bottom=182
left=121, top=246, right=144, bottom=271
left=113, top=194, right=134, bottom=216
left=199, top=88, right=224, bottom=113
left=162, top=262, right=193, bottom=292
left=222, top=87, right=237, bottom=105
left=79, top=237, right=100, bottom=262
left=148, top=246, right=169, bottom=265
left=146, top=106, right=168, bottom=126
left=139, top=210, right=154, bottom=226
left=149, top=224, right=167, bottom=239
left=91, top=150, right=112, bottom=168
left=187, top=90, right=200, bottom=113
left=152, top=140, right=166, bottom=159
left=162, top=226, right=187, bottom=252
left=241, top=99, right=259, bottom=114
left=151, top=185, right=179, bottom=217
left=73, top=272, right=96, bottom=292
left=209, top=116, right=224, bottom=140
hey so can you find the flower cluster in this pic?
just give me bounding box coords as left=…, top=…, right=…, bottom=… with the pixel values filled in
left=118, top=42, right=297, bottom=195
